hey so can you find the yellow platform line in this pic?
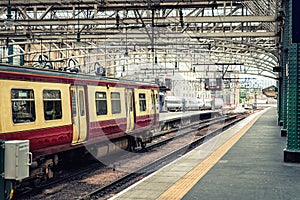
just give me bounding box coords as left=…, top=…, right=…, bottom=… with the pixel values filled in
left=157, top=110, right=265, bottom=200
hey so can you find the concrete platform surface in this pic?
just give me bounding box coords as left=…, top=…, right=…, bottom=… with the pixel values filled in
left=110, top=108, right=300, bottom=200
left=183, top=107, right=300, bottom=200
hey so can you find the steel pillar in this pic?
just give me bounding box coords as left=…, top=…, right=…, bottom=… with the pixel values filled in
left=284, top=0, right=300, bottom=162
left=0, top=141, right=4, bottom=200
left=8, top=44, right=13, bottom=64
left=277, top=79, right=282, bottom=125
left=280, top=0, right=289, bottom=137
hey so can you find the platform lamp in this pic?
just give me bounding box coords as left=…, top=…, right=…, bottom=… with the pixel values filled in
left=116, top=11, right=120, bottom=28
left=4, top=0, right=13, bottom=29
left=179, top=8, right=184, bottom=28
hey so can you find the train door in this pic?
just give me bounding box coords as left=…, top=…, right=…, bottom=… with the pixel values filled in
left=151, top=90, right=158, bottom=123
left=71, top=86, right=87, bottom=144
left=125, top=88, right=135, bottom=132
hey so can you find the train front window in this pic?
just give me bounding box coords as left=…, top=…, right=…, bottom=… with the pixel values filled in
left=111, top=92, right=121, bottom=114
left=95, top=92, right=107, bottom=115
left=43, top=90, right=62, bottom=120
left=139, top=93, right=147, bottom=112
left=11, top=89, right=36, bottom=123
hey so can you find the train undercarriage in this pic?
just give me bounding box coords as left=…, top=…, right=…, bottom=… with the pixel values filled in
left=11, top=131, right=153, bottom=197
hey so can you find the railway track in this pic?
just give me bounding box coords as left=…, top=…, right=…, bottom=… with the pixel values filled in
left=13, top=159, right=104, bottom=199
left=150, top=113, right=240, bottom=148
left=15, top=113, right=248, bottom=200
left=78, top=113, right=248, bottom=200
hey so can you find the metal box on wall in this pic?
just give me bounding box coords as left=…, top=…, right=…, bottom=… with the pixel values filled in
left=4, top=140, right=31, bottom=180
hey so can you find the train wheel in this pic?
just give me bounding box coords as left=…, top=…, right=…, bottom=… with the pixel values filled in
left=127, top=137, right=135, bottom=152
left=141, top=142, right=146, bottom=149
left=127, top=145, right=133, bottom=152
left=30, top=173, right=48, bottom=188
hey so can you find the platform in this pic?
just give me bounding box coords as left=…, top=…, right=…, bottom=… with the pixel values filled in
left=110, top=107, right=300, bottom=200
left=159, top=109, right=221, bottom=122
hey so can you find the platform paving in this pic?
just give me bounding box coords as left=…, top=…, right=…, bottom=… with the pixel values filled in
left=110, top=107, right=300, bottom=200
left=183, top=107, right=300, bottom=200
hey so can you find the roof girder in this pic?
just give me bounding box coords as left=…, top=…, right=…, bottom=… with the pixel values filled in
left=0, top=0, right=280, bottom=79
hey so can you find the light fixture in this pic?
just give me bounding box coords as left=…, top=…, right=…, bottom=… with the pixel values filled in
left=116, top=11, right=120, bottom=28
left=4, top=0, right=13, bottom=28
left=77, top=32, right=81, bottom=43
left=179, top=9, right=184, bottom=28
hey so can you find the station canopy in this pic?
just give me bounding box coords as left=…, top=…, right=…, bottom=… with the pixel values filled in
left=0, top=0, right=281, bottom=80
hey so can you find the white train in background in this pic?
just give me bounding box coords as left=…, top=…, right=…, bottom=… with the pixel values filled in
left=165, top=96, right=217, bottom=112
left=214, top=97, right=224, bottom=109
left=164, top=96, right=183, bottom=111
left=203, top=98, right=223, bottom=110
left=185, top=98, right=205, bottom=111
left=203, top=99, right=212, bottom=110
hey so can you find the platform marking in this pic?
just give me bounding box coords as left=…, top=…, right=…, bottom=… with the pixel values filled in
left=157, top=110, right=266, bottom=200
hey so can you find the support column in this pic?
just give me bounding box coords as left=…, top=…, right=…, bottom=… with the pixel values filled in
left=280, top=0, right=289, bottom=137
left=284, top=0, right=300, bottom=162
left=8, top=44, right=13, bottom=64
left=0, top=141, right=4, bottom=200
left=277, top=77, right=282, bottom=126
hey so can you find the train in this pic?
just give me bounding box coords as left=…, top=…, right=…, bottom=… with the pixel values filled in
left=262, top=85, right=278, bottom=99
left=164, top=96, right=211, bottom=111
left=0, top=64, right=160, bottom=193
left=185, top=98, right=205, bottom=110
left=164, top=96, right=183, bottom=111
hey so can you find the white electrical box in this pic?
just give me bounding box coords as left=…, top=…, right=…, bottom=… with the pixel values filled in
left=4, top=140, right=32, bottom=180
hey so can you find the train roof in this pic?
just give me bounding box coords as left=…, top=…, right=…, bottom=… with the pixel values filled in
left=165, top=96, right=183, bottom=100
left=262, top=85, right=278, bottom=98
left=0, top=64, right=159, bottom=89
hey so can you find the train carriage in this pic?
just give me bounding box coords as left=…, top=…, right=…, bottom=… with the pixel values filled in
left=165, top=96, right=183, bottom=111
left=0, top=64, right=159, bottom=188
left=0, top=79, right=73, bottom=156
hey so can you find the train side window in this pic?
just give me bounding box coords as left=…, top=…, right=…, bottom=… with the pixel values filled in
left=111, top=92, right=121, bottom=114
left=139, top=93, right=147, bottom=112
left=95, top=92, right=107, bottom=115
left=79, top=90, right=85, bottom=116
left=71, top=90, right=77, bottom=117
left=129, top=94, right=133, bottom=112
left=43, top=90, right=62, bottom=120
left=11, top=89, right=36, bottom=123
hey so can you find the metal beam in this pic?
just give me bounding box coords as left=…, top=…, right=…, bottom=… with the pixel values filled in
left=0, top=15, right=276, bottom=26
